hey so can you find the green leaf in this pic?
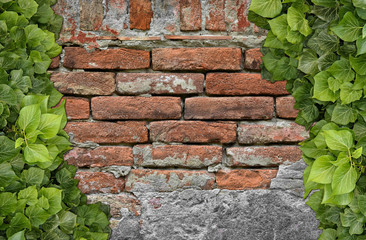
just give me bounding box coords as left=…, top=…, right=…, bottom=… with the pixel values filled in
left=331, top=12, right=362, bottom=42
left=8, top=231, right=25, bottom=240
left=313, top=71, right=339, bottom=102
left=358, top=195, right=366, bottom=216
left=272, top=57, right=298, bottom=81
left=318, top=53, right=337, bottom=71
left=249, top=0, right=282, bottom=18
left=0, top=84, right=17, bottom=105
left=312, top=5, right=338, bottom=22
left=0, top=136, right=20, bottom=163
left=322, top=184, right=353, bottom=205
left=331, top=103, right=358, bottom=125
left=312, top=0, right=337, bottom=7
left=39, top=187, right=62, bottom=215
left=17, top=104, right=41, bottom=134
left=354, top=122, right=366, bottom=141
left=340, top=208, right=364, bottom=235
left=38, top=114, right=62, bottom=139
left=306, top=190, right=324, bottom=212
left=268, top=15, right=288, bottom=42
left=25, top=205, right=50, bottom=227
left=59, top=211, right=77, bottom=234
left=6, top=213, right=31, bottom=238
left=308, top=155, right=337, bottom=184
left=21, top=95, right=49, bottom=113
left=319, top=229, right=337, bottom=240
left=298, top=49, right=319, bottom=75
left=15, top=138, right=24, bottom=149
left=327, top=58, right=355, bottom=83
left=340, top=82, right=363, bottom=104
left=350, top=54, right=366, bottom=75
left=24, top=144, right=51, bottom=164
left=0, top=192, right=17, bottom=216
left=18, top=186, right=38, bottom=206
left=264, top=31, right=285, bottom=49
left=324, top=130, right=353, bottom=151
left=353, top=0, right=366, bottom=8
left=332, top=162, right=358, bottom=195
left=287, top=6, right=312, bottom=36
left=0, top=163, right=18, bottom=188
left=357, top=36, right=366, bottom=56
left=328, top=76, right=343, bottom=92
left=18, top=0, right=38, bottom=18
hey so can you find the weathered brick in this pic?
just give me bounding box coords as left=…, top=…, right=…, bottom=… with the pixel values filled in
left=216, top=169, right=278, bottom=190
left=276, top=96, right=299, bottom=119
left=164, top=35, right=232, bottom=40
left=49, top=56, right=60, bottom=69
left=133, top=145, right=222, bottom=168
left=125, top=170, right=215, bottom=192
left=76, top=172, right=125, bottom=194
left=64, top=47, right=150, bottom=70
left=205, top=0, right=226, bottom=31
left=87, top=193, right=141, bottom=218
left=245, top=48, right=263, bottom=70
left=130, top=0, right=153, bottom=30
left=103, top=0, right=128, bottom=33
left=116, top=73, right=204, bottom=95
left=180, top=0, right=202, bottom=31
left=51, top=72, right=115, bottom=95
left=65, top=122, right=148, bottom=144
left=80, top=0, right=104, bottom=30
left=150, top=121, right=236, bottom=144
left=206, top=73, right=288, bottom=96
left=153, top=0, right=180, bottom=33
left=63, top=97, right=90, bottom=120
left=185, top=97, right=274, bottom=120
left=91, top=96, right=182, bottom=120
left=152, top=48, right=242, bottom=71
left=65, top=147, right=133, bottom=167
left=225, top=0, right=250, bottom=32
left=238, top=121, right=308, bottom=144
left=226, top=146, right=303, bottom=167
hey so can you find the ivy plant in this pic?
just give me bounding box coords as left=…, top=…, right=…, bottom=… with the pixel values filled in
left=249, top=0, right=366, bottom=238
left=0, top=0, right=111, bottom=239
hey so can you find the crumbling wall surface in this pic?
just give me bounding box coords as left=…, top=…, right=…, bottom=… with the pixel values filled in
left=50, top=0, right=321, bottom=238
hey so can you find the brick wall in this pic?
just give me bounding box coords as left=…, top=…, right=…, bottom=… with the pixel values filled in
left=50, top=0, right=319, bottom=238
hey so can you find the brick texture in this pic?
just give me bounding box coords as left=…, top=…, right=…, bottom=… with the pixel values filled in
left=51, top=72, right=115, bottom=96
left=152, top=48, right=242, bottom=71
left=206, top=73, right=288, bottom=95
left=91, top=96, right=181, bottom=120
left=116, top=73, right=204, bottom=95
left=226, top=146, right=303, bottom=167
left=238, top=121, right=308, bottom=144
left=49, top=56, right=60, bottom=69
left=216, top=169, right=278, bottom=190
left=63, top=97, right=90, bottom=120
left=65, top=147, right=134, bottom=167
left=180, top=0, right=202, bottom=31
left=64, top=47, right=150, bottom=70
left=125, top=170, right=215, bottom=192
left=205, top=0, right=226, bottom=31
left=150, top=121, right=237, bottom=143
left=245, top=48, right=263, bottom=70
left=133, top=145, right=222, bottom=168
left=80, top=0, right=104, bottom=30
left=185, top=97, right=274, bottom=120
left=65, top=122, right=148, bottom=144
left=276, top=96, right=299, bottom=119
left=225, top=0, right=250, bottom=32
left=76, top=172, right=125, bottom=194
left=130, top=0, right=153, bottom=30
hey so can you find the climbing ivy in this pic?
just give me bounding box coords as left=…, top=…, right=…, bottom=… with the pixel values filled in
left=0, top=0, right=111, bottom=239
left=249, top=0, right=366, bottom=238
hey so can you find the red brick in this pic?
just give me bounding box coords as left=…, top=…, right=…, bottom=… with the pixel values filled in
left=180, top=0, right=202, bottom=31
left=76, top=172, right=124, bottom=194
left=116, top=73, right=204, bottom=95
left=63, top=97, right=90, bottom=120
left=205, top=0, right=226, bottom=31
left=238, top=121, right=308, bottom=144
left=65, top=121, right=148, bottom=144
left=64, top=47, right=150, bottom=70
left=216, top=169, right=278, bottom=190
left=185, top=97, right=274, bottom=120
left=130, top=0, right=153, bottom=30
left=276, top=96, right=299, bottom=119
left=225, top=0, right=250, bottom=32
left=206, top=73, right=288, bottom=96
left=133, top=145, right=222, bottom=168
left=245, top=48, right=263, bottom=70
left=150, top=121, right=236, bottom=144
left=152, top=48, right=242, bottom=71
left=49, top=56, right=60, bottom=69
left=87, top=193, right=141, bottom=218
left=91, top=96, right=181, bottom=120
left=226, top=146, right=303, bottom=167
left=65, top=147, right=133, bottom=167
left=80, top=0, right=104, bottom=30
left=51, top=72, right=115, bottom=95
left=125, top=170, right=215, bottom=192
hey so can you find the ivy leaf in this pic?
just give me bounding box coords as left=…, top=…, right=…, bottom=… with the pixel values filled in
left=0, top=163, right=18, bottom=188
left=0, top=136, right=20, bottom=163
left=350, top=54, right=366, bottom=75
left=26, top=205, right=50, bottom=227
left=308, top=155, right=336, bottom=184
left=249, top=0, right=282, bottom=18
left=6, top=213, right=31, bottom=238
left=272, top=57, right=298, bottom=80
left=331, top=103, right=358, bottom=125
left=328, top=76, right=343, bottom=92
left=356, top=36, right=366, bottom=55
left=313, top=71, right=339, bottom=102
left=59, top=211, right=77, bottom=234
left=264, top=31, right=285, bottom=49
left=21, top=167, right=44, bottom=186
left=24, top=144, right=51, bottom=164
left=332, top=162, right=358, bottom=195
left=322, top=184, right=353, bottom=205
left=340, top=208, right=364, bottom=235
left=312, top=6, right=338, bottom=22
left=287, top=6, right=312, bottom=36
left=298, top=49, right=319, bottom=75
left=17, top=104, right=41, bottom=134
left=39, top=187, right=62, bottom=215
left=8, top=231, right=25, bottom=240
left=353, top=0, right=366, bottom=9
left=311, top=0, right=337, bottom=7
left=318, top=229, right=337, bottom=240
left=331, top=12, right=362, bottom=42
left=38, top=114, right=62, bottom=139
left=0, top=84, right=17, bottom=105
left=0, top=192, right=17, bottom=216
left=354, top=122, right=366, bottom=141
left=358, top=195, right=366, bottom=216
left=268, top=15, right=288, bottom=42
left=18, top=0, right=38, bottom=19
left=340, top=82, right=363, bottom=104
left=318, top=53, right=337, bottom=71
left=306, top=190, right=324, bottom=213
left=18, top=186, right=38, bottom=206
left=323, top=130, right=353, bottom=151
left=327, top=58, right=355, bottom=82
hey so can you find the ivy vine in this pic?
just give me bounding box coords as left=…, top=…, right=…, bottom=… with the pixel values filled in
left=0, top=0, right=111, bottom=239
left=249, top=0, right=366, bottom=239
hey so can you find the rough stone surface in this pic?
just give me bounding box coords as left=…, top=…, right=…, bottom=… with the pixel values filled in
left=133, top=145, right=222, bottom=168
left=149, top=121, right=237, bottom=143
left=206, top=73, right=288, bottom=95
left=185, top=97, right=274, bottom=120
left=76, top=172, right=125, bottom=194
left=180, top=0, right=202, bottom=31
left=225, top=0, right=250, bottom=32
left=152, top=48, right=242, bottom=71
left=80, top=0, right=103, bottom=30
left=111, top=189, right=321, bottom=240
left=244, top=48, right=263, bottom=70
left=226, top=146, right=303, bottom=167
left=51, top=72, right=115, bottom=95
left=238, top=120, right=309, bottom=144
left=116, top=73, right=204, bottom=95
left=125, top=170, right=215, bottom=192
left=276, top=96, right=299, bottom=119
left=130, top=0, right=153, bottom=30
left=205, top=0, right=226, bottom=31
